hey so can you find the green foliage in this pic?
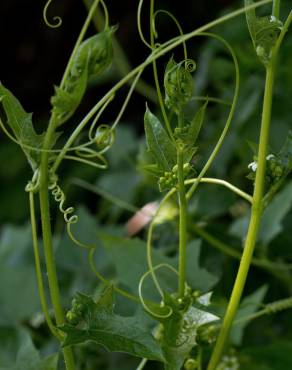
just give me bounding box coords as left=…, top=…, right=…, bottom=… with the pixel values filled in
left=0, top=84, right=47, bottom=171
left=61, top=286, right=165, bottom=362
left=144, top=107, right=176, bottom=173
left=0, top=224, right=40, bottom=323
left=51, top=28, right=115, bottom=125
left=99, top=234, right=219, bottom=295
left=245, top=0, right=283, bottom=65
left=164, top=58, right=195, bottom=113
left=174, top=100, right=208, bottom=163
left=159, top=292, right=219, bottom=370
left=1, top=1, right=292, bottom=369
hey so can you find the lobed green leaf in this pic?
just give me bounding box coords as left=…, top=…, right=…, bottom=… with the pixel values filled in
left=0, top=83, right=46, bottom=170
left=60, top=286, right=165, bottom=362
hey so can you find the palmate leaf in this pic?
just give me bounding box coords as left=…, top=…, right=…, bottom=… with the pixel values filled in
left=51, top=28, right=114, bottom=126
left=60, top=286, right=165, bottom=362
left=0, top=83, right=47, bottom=170
left=99, top=234, right=219, bottom=297
left=144, top=107, right=176, bottom=172
left=245, top=0, right=282, bottom=65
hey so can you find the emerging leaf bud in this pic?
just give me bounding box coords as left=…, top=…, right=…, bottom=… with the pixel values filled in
left=164, top=58, right=195, bottom=113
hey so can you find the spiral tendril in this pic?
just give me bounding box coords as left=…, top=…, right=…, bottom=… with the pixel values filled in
left=49, top=180, right=77, bottom=224
left=43, top=0, right=62, bottom=29
left=184, top=58, right=196, bottom=72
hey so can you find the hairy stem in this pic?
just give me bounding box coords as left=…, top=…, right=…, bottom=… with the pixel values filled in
left=207, top=59, right=277, bottom=370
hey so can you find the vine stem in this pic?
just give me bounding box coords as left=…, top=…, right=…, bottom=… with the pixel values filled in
left=29, top=191, right=62, bottom=340
left=206, top=49, right=277, bottom=370
left=39, top=115, right=76, bottom=370
left=38, top=2, right=102, bottom=369
left=177, top=110, right=188, bottom=297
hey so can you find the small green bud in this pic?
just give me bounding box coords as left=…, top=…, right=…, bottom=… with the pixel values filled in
left=95, top=125, right=114, bottom=150
left=256, top=45, right=265, bottom=58
left=198, top=324, right=217, bottom=345
left=192, top=290, right=201, bottom=299
left=172, top=164, right=178, bottom=173
left=66, top=310, right=79, bottom=325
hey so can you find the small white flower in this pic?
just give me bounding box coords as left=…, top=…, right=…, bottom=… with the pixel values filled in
left=266, top=154, right=275, bottom=160
left=248, top=161, right=257, bottom=172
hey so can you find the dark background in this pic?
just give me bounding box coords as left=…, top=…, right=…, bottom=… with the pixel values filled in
left=0, top=0, right=237, bottom=118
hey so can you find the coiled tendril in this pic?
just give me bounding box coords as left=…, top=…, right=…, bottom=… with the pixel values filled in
left=49, top=178, right=77, bottom=224
left=43, top=0, right=62, bottom=29
left=184, top=58, right=196, bottom=72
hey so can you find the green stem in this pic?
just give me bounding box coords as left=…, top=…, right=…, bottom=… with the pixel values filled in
left=39, top=117, right=76, bottom=370
left=272, top=0, right=280, bottom=18
left=207, top=63, right=276, bottom=370
left=177, top=111, right=188, bottom=297
left=29, top=192, right=62, bottom=340
left=38, top=3, right=101, bottom=369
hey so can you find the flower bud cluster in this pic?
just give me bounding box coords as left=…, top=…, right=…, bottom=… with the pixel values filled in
left=158, top=163, right=193, bottom=191
left=66, top=298, right=86, bottom=325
